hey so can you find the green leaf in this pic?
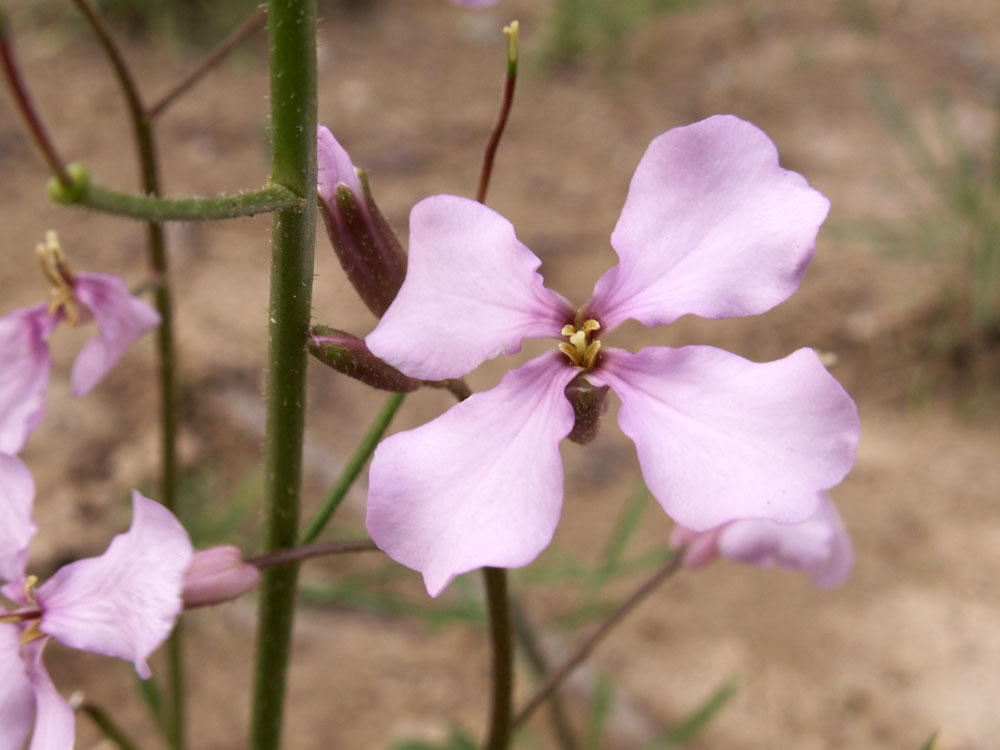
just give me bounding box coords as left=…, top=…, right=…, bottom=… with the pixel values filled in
left=919, top=731, right=939, bottom=750
left=584, top=675, right=615, bottom=750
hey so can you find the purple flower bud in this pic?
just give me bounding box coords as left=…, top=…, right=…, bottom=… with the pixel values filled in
left=318, top=126, right=407, bottom=317
left=309, top=326, right=421, bottom=392
left=181, top=546, right=261, bottom=609
left=564, top=378, right=609, bottom=445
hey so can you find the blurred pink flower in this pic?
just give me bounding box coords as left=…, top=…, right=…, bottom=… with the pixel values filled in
left=450, top=0, right=499, bottom=6
left=0, top=236, right=160, bottom=455
left=0, top=453, right=193, bottom=749
left=365, top=115, right=860, bottom=596
left=670, top=492, right=853, bottom=588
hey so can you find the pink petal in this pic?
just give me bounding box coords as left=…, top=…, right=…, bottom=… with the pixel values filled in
left=589, top=346, right=859, bottom=531
left=367, top=353, right=577, bottom=596
left=23, top=639, right=75, bottom=750
left=450, top=0, right=499, bottom=5
left=586, top=116, right=831, bottom=330
left=669, top=524, right=722, bottom=569
left=317, top=125, right=363, bottom=201
left=717, top=492, right=853, bottom=588
left=0, top=305, right=55, bottom=455
left=0, top=625, right=34, bottom=750
left=69, top=273, right=160, bottom=397
left=367, top=196, right=573, bottom=380
left=0, top=453, right=37, bottom=584
left=36, top=491, right=193, bottom=678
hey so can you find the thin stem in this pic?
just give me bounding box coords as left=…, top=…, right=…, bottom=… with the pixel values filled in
left=148, top=7, right=268, bottom=120
left=511, top=601, right=579, bottom=750
left=49, top=178, right=303, bottom=221
left=250, top=1, right=317, bottom=749
left=300, top=392, right=406, bottom=545
left=476, top=21, right=519, bottom=204
left=512, top=553, right=681, bottom=729
left=483, top=567, right=514, bottom=750
left=248, top=539, right=380, bottom=569
left=0, top=11, right=73, bottom=185
left=65, top=0, right=187, bottom=745
left=78, top=702, right=140, bottom=750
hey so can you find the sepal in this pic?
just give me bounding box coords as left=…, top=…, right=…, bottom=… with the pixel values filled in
left=564, top=377, right=609, bottom=445
left=309, top=326, right=420, bottom=392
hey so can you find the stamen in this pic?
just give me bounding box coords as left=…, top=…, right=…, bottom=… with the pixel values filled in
left=34, top=231, right=81, bottom=325
left=21, top=620, right=44, bottom=645
left=558, top=318, right=602, bottom=370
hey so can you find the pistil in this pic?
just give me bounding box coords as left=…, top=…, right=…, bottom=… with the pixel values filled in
left=35, top=230, right=81, bottom=325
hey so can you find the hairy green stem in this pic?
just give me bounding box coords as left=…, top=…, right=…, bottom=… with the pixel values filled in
left=250, top=1, right=317, bottom=748
left=300, top=392, right=405, bottom=545
left=484, top=568, right=514, bottom=750
left=48, top=176, right=302, bottom=221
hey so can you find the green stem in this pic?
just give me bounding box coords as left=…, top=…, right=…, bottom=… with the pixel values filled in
left=483, top=567, right=514, bottom=750
left=65, top=0, right=186, bottom=745
left=300, top=392, right=405, bottom=545
left=250, top=1, right=317, bottom=749
left=48, top=176, right=302, bottom=221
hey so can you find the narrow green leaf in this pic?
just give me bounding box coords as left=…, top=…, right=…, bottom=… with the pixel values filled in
left=919, top=731, right=939, bottom=750
left=648, top=680, right=738, bottom=747
left=584, top=675, right=614, bottom=750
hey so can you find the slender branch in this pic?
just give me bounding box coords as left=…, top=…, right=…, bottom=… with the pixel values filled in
left=483, top=568, right=514, bottom=750
left=148, top=7, right=268, bottom=120
left=48, top=176, right=303, bottom=221
left=513, top=553, right=682, bottom=729
left=250, top=1, right=317, bottom=749
left=0, top=11, right=72, bottom=185
left=78, top=701, right=141, bottom=750
left=511, top=601, right=579, bottom=750
left=476, top=21, right=519, bottom=204
left=64, top=1, right=185, bottom=744
left=248, top=539, right=380, bottom=569
left=300, top=391, right=406, bottom=545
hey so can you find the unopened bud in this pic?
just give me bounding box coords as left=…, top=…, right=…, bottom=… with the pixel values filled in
left=317, top=126, right=407, bottom=317
left=564, top=378, right=609, bottom=445
left=182, top=546, right=260, bottom=609
left=669, top=525, right=722, bottom=569
left=309, top=326, right=420, bottom=392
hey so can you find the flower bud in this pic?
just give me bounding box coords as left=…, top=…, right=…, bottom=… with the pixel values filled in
left=182, top=546, right=261, bottom=609
left=309, top=325, right=420, bottom=392
left=318, top=126, right=407, bottom=317
left=564, top=378, right=609, bottom=445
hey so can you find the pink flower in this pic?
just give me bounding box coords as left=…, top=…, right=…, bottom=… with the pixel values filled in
left=0, top=453, right=193, bottom=749
left=450, top=0, right=499, bottom=6
left=670, top=492, right=853, bottom=588
left=364, top=115, right=860, bottom=596
left=0, top=234, right=160, bottom=455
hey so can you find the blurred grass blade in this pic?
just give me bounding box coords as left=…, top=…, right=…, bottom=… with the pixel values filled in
left=648, top=680, right=738, bottom=747
left=586, top=481, right=650, bottom=596
left=79, top=701, right=140, bottom=750
left=584, top=675, right=614, bottom=750
left=920, top=731, right=940, bottom=750
left=134, top=669, right=166, bottom=735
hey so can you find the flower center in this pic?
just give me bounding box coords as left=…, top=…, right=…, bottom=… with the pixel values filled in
left=558, top=319, right=601, bottom=370
left=35, top=230, right=81, bottom=326
left=0, top=575, right=45, bottom=644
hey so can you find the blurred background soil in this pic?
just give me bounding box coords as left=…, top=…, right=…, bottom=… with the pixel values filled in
left=2, top=0, right=1000, bottom=748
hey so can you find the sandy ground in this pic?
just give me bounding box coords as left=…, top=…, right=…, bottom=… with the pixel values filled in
left=2, top=0, right=1000, bottom=748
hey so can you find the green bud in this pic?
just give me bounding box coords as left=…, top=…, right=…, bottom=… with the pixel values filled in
left=46, top=162, right=90, bottom=204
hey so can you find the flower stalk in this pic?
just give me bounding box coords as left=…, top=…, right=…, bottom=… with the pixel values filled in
left=250, top=3, right=317, bottom=750
left=483, top=567, right=514, bottom=750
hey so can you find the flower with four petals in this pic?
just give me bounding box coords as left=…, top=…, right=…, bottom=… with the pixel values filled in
left=364, top=115, right=861, bottom=596
left=0, top=453, right=193, bottom=750
left=0, top=232, right=161, bottom=455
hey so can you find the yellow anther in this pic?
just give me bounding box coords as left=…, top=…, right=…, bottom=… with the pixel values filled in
left=21, top=620, right=44, bottom=645
left=503, top=20, right=520, bottom=66
left=558, top=318, right=602, bottom=370
left=34, top=231, right=81, bottom=325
